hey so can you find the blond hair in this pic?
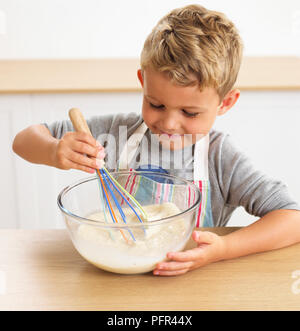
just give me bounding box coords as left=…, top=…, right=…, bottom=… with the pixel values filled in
left=140, top=4, right=243, bottom=100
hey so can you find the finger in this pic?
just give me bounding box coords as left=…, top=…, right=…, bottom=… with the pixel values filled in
left=156, top=261, right=193, bottom=271
left=96, top=149, right=106, bottom=160
left=64, top=159, right=95, bottom=174
left=71, top=140, right=100, bottom=158
left=74, top=132, right=100, bottom=148
left=69, top=151, right=101, bottom=170
left=93, top=157, right=105, bottom=169
left=153, top=268, right=189, bottom=277
left=192, top=231, right=216, bottom=244
left=167, top=247, right=205, bottom=262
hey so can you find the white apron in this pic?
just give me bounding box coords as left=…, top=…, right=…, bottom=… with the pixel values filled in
left=117, top=122, right=213, bottom=227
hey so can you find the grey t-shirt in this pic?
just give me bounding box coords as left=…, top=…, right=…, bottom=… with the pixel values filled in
left=45, top=112, right=300, bottom=226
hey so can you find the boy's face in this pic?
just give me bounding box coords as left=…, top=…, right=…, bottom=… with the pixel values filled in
left=138, top=67, right=239, bottom=150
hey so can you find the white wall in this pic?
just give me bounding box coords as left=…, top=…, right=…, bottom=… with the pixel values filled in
left=1, top=1, right=300, bottom=229
left=0, top=0, right=300, bottom=59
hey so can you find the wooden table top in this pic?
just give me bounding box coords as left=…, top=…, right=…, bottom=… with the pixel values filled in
left=0, top=227, right=300, bottom=311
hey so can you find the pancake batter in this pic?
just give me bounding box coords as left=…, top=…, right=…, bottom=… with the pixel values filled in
left=74, top=202, right=192, bottom=274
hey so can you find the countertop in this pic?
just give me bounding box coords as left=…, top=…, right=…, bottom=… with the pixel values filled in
left=0, top=227, right=300, bottom=311
left=0, top=57, right=299, bottom=93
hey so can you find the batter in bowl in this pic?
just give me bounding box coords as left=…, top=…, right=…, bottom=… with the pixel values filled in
left=74, top=202, right=191, bottom=274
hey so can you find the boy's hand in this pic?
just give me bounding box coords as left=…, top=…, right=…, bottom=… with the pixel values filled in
left=153, top=231, right=226, bottom=276
left=53, top=131, right=105, bottom=173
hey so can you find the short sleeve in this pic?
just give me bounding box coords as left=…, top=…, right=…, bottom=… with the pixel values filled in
left=43, top=113, right=114, bottom=140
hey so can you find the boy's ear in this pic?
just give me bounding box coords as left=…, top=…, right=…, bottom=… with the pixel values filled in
left=137, top=69, right=144, bottom=87
left=217, top=89, right=240, bottom=116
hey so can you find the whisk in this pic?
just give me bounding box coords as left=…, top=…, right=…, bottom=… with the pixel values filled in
left=69, top=108, right=148, bottom=243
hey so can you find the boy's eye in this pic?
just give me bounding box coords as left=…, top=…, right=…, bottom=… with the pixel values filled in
left=181, top=109, right=199, bottom=118
left=149, top=102, right=199, bottom=118
left=149, top=102, right=164, bottom=109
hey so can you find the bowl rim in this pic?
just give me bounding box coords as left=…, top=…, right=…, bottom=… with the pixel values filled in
left=57, top=170, right=201, bottom=228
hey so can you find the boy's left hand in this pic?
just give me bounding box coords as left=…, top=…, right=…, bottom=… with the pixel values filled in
left=153, top=231, right=226, bottom=276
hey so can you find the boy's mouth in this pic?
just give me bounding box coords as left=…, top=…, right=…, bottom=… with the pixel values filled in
left=156, top=129, right=184, bottom=140
left=149, top=128, right=199, bottom=150
left=159, top=132, right=183, bottom=140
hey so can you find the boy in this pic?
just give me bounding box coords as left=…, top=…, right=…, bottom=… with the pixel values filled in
left=13, top=4, right=300, bottom=276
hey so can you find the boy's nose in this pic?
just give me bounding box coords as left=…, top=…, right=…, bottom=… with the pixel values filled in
left=160, top=113, right=180, bottom=133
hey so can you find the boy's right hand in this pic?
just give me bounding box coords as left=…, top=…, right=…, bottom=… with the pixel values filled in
left=53, top=132, right=105, bottom=174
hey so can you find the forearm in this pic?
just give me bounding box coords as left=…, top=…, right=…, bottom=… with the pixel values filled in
left=222, top=209, right=300, bottom=260
left=12, top=124, right=58, bottom=166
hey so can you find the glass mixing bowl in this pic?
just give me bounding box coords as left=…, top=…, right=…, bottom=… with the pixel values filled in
left=58, top=171, right=201, bottom=274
